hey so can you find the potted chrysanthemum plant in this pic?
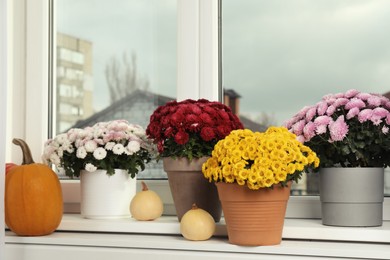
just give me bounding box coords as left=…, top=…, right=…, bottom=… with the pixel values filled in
left=42, top=119, right=156, bottom=219
left=202, top=126, right=319, bottom=246
left=146, top=99, right=244, bottom=221
left=286, top=89, right=390, bottom=227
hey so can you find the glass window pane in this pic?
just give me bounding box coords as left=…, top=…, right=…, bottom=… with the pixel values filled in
left=55, top=0, right=177, bottom=179
left=222, top=0, right=390, bottom=195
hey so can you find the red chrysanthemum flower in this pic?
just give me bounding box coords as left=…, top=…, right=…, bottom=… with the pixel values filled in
left=216, top=125, right=232, bottom=138
left=146, top=98, right=244, bottom=158
left=174, top=130, right=189, bottom=145
left=200, top=127, right=216, bottom=141
left=199, top=113, right=214, bottom=125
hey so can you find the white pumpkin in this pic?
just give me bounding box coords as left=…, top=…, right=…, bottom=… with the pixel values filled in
left=130, top=181, right=163, bottom=221
left=180, top=204, right=216, bottom=241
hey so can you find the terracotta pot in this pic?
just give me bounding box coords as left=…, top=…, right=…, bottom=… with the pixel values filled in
left=163, top=157, right=222, bottom=222
left=216, top=182, right=291, bottom=246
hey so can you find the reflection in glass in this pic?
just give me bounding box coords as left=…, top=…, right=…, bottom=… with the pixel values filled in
left=54, top=0, right=177, bottom=179
left=222, top=0, right=390, bottom=195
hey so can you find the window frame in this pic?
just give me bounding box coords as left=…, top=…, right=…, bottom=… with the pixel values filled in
left=0, top=0, right=8, bottom=256
left=7, top=0, right=390, bottom=221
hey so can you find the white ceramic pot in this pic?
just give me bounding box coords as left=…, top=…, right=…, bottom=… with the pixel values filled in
left=80, top=169, right=137, bottom=219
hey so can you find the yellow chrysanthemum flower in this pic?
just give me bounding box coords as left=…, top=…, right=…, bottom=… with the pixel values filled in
left=201, top=126, right=319, bottom=190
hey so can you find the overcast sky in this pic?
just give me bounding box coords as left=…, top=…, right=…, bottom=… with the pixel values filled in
left=57, top=0, right=390, bottom=125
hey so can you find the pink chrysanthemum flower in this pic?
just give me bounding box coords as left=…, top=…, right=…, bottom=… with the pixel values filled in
left=334, top=98, right=350, bottom=108
left=345, top=89, right=359, bottom=98
left=316, top=124, right=328, bottom=135
left=333, top=92, right=345, bottom=98
left=303, top=122, right=316, bottom=140
left=296, top=135, right=305, bottom=143
left=316, top=101, right=328, bottom=116
left=284, top=117, right=297, bottom=129
left=314, top=115, right=332, bottom=126
left=382, top=126, right=389, bottom=134
left=292, top=119, right=306, bottom=136
left=358, top=109, right=373, bottom=123
left=306, top=107, right=317, bottom=121
left=346, top=107, right=360, bottom=120
left=356, top=92, right=372, bottom=101
left=322, top=94, right=336, bottom=104
left=373, top=107, right=389, bottom=118
left=326, top=105, right=336, bottom=116
left=367, top=95, right=382, bottom=107
left=329, top=116, right=349, bottom=142
left=370, top=107, right=388, bottom=125
left=344, top=98, right=366, bottom=110
left=296, top=106, right=311, bottom=119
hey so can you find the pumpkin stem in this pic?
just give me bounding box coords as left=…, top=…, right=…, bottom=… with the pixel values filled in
left=12, top=138, right=35, bottom=165
left=191, top=203, right=198, bottom=210
left=141, top=181, right=149, bottom=191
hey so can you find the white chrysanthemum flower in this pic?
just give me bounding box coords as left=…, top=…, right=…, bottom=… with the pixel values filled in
left=85, top=163, right=97, bottom=172
left=49, top=153, right=61, bottom=166
left=104, top=142, right=115, bottom=150
left=127, top=140, right=141, bottom=154
left=113, top=143, right=125, bottom=155
left=65, top=145, right=75, bottom=153
left=55, top=133, right=68, bottom=144
left=57, top=148, right=64, bottom=157
left=84, top=140, right=98, bottom=152
left=76, top=147, right=87, bottom=159
left=93, top=147, right=107, bottom=160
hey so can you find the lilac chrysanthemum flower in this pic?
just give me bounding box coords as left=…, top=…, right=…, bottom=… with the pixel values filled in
left=346, top=107, right=360, bottom=120
left=329, top=116, right=349, bottom=142
left=345, top=98, right=366, bottom=110
left=386, top=114, right=390, bottom=125
left=358, top=109, right=373, bottom=123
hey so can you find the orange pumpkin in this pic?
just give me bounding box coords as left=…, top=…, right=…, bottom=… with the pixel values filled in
left=5, top=138, right=63, bottom=236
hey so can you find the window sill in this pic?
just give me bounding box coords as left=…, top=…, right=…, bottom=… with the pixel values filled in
left=55, top=214, right=390, bottom=244
left=5, top=215, right=390, bottom=260
left=8, top=213, right=385, bottom=244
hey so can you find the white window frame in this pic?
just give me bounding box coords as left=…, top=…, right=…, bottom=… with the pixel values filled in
left=4, top=0, right=390, bottom=224
left=0, top=0, right=8, bottom=256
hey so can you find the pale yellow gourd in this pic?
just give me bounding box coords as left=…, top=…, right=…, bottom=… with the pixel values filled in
left=180, top=204, right=216, bottom=241
left=130, top=181, right=163, bottom=221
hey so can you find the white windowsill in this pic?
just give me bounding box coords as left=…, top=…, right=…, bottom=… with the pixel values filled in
left=5, top=215, right=390, bottom=259
left=55, top=214, right=390, bottom=244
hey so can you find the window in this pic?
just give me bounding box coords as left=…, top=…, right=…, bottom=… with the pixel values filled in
left=222, top=0, right=390, bottom=196
left=11, top=0, right=390, bottom=221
